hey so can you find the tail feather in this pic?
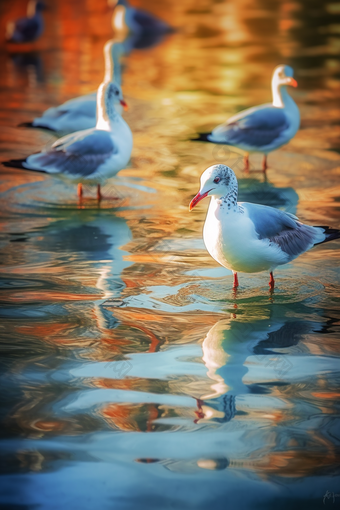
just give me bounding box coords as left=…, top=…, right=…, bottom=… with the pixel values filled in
left=2, top=159, right=47, bottom=173
left=314, top=226, right=340, bottom=245
left=18, top=122, right=34, bottom=128
left=17, top=122, right=56, bottom=133
left=190, top=132, right=212, bottom=143
left=2, top=158, right=26, bottom=169
left=190, top=132, right=229, bottom=144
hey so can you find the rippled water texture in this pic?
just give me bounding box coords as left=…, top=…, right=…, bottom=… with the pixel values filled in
left=0, top=0, right=340, bottom=509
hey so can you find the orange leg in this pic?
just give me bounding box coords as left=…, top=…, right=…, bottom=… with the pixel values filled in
left=233, top=272, right=239, bottom=288
left=146, top=404, right=159, bottom=432
left=194, top=398, right=205, bottom=423
left=97, top=184, right=102, bottom=201
left=244, top=153, right=249, bottom=171
left=269, top=271, right=275, bottom=289
left=77, top=183, right=83, bottom=198
left=262, top=155, right=267, bottom=172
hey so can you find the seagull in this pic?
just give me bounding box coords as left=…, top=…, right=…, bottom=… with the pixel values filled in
left=194, top=65, right=300, bottom=171
left=6, top=0, right=46, bottom=43
left=2, top=78, right=133, bottom=201
left=189, top=164, right=340, bottom=289
left=19, top=39, right=125, bottom=135
left=110, top=0, right=173, bottom=36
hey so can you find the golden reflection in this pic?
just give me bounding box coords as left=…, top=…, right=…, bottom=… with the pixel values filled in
left=0, top=0, right=340, bottom=497
left=101, top=403, right=159, bottom=432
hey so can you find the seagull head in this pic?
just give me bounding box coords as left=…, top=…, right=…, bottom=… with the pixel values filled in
left=189, top=164, right=237, bottom=210
left=106, top=81, right=128, bottom=110
left=35, top=1, right=46, bottom=11
left=108, top=0, right=128, bottom=7
left=27, top=0, right=46, bottom=16
left=272, top=65, right=297, bottom=88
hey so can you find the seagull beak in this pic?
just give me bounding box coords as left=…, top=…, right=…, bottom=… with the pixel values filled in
left=120, top=99, right=128, bottom=110
left=189, top=190, right=210, bottom=211
left=286, top=77, right=298, bottom=87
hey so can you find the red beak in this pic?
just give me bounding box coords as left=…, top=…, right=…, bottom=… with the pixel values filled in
left=287, top=77, right=298, bottom=88
left=120, top=99, right=128, bottom=110
left=189, top=190, right=210, bottom=211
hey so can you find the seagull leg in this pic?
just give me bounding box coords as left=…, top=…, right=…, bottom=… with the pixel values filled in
left=262, top=155, right=267, bottom=172
left=244, top=153, right=249, bottom=172
left=194, top=398, right=205, bottom=423
left=77, top=183, right=83, bottom=199
left=269, top=271, right=275, bottom=289
left=233, top=271, right=239, bottom=288
left=97, top=184, right=102, bottom=201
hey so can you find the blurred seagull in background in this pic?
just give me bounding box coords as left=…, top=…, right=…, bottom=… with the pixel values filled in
left=194, top=65, right=300, bottom=171
left=189, top=164, right=340, bottom=289
left=110, top=0, right=173, bottom=37
left=19, top=39, right=126, bottom=136
left=6, top=0, right=46, bottom=43
left=3, top=73, right=133, bottom=201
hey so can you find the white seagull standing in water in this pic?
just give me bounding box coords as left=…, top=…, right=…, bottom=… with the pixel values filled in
left=19, top=39, right=126, bottom=135
left=110, top=0, right=173, bottom=36
left=194, top=65, right=300, bottom=171
left=189, top=164, right=340, bottom=289
left=3, top=78, right=132, bottom=201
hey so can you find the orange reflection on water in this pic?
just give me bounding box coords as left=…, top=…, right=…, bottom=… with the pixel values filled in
left=0, top=0, right=340, bottom=501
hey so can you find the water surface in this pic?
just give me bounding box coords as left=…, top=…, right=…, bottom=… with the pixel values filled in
left=0, top=0, right=340, bottom=508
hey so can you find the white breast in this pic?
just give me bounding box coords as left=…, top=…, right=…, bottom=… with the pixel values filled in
left=92, top=121, right=133, bottom=182
left=203, top=198, right=288, bottom=274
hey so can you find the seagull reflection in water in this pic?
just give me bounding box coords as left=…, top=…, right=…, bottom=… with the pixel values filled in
left=32, top=210, right=132, bottom=330
left=195, top=304, right=330, bottom=425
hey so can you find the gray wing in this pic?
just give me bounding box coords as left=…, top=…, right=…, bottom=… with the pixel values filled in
left=210, top=106, right=289, bottom=147
left=27, top=130, right=116, bottom=177
left=52, top=129, right=115, bottom=154
left=42, top=96, right=97, bottom=120
left=242, top=202, right=321, bottom=257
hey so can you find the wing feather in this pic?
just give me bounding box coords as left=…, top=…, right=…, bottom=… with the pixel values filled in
left=26, top=130, right=116, bottom=177
left=242, top=202, right=322, bottom=257
left=209, top=105, right=289, bottom=147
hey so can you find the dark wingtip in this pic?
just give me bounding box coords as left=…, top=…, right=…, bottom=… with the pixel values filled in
left=2, top=158, right=26, bottom=169
left=18, top=122, right=34, bottom=128
left=17, top=122, right=56, bottom=133
left=314, top=226, right=340, bottom=245
left=2, top=159, right=46, bottom=173
left=190, top=132, right=212, bottom=143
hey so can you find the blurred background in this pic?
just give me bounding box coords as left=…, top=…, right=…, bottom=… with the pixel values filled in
left=0, top=1, right=340, bottom=509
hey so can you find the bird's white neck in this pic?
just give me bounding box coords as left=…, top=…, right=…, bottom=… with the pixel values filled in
left=211, top=182, right=239, bottom=214
left=27, top=0, right=39, bottom=17
left=113, top=5, right=127, bottom=32
left=96, top=82, right=120, bottom=131
left=222, top=185, right=239, bottom=212
left=103, top=41, right=118, bottom=83
left=272, top=84, right=293, bottom=108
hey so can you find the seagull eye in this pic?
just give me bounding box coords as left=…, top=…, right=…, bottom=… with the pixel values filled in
left=213, top=177, right=221, bottom=184
left=114, top=89, right=119, bottom=95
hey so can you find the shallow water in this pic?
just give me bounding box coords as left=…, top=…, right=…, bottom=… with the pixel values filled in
left=0, top=0, right=340, bottom=509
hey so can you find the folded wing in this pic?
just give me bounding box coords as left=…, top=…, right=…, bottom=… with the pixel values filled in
left=209, top=106, right=289, bottom=148
left=25, top=130, right=116, bottom=177
left=242, top=202, right=325, bottom=258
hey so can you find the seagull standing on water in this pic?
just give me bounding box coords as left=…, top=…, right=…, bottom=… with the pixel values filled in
left=195, top=65, right=300, bottom=171
left=6, top=0, right=45, bottom=43
left=19, top=39, right=126, bottom=135
left=189, top=164, right=340, bottom=289
left=3, top=72, right=132, bottom=201
left=110, top=0, right=173, bottom=36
